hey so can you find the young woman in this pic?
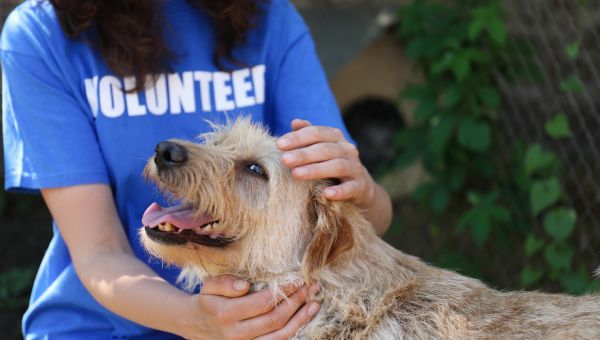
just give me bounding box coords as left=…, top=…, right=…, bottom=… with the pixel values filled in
left=1, top=0, right=392, bottom=338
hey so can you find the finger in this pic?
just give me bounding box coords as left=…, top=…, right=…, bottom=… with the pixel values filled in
left=254, top=301, right=320, bottom=340
left=277, top=126, right=344, bottom=151
left=291, top=158, right=360, bottom=181
left=200, top=275, right=250, bottom=298
left=239, top=286, right=309, bottom=338
left=323, top=180, right=364, bottom=201
left=282, top=142, right=344, bottom=168
left=291, top=119, right=311, bottom=131
left=227, top=284, right=301, bottom=321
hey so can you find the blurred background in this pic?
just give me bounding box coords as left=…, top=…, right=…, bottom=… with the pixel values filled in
left=2, top=0, right=600, bottom=337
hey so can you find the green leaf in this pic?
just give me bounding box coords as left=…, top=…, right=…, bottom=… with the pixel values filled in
left=464, top=48, right=490, bottom=64
left=544, top=113, right=573, bottom=138
left=543, top=208, right=577, bottom=242
left=442, top=85, right=462, bottom=108
left=0, top=267, right=36, bottom=308
left=402, top=85, right=428, bottom=100
left=525, top=234, right=545, bottom=257
left=458, top=118, right=491, bottom=153
left=394, top=128, right=421, bottom=147
left=432, top=53, right=454, bottom=75
left=414, top=100, right=437, bottom=121
left=560, top=75, right=583, bottom=93
left=524, top=144, right=555, bottom=175
left=489, top=205, right=510, bottom=223
left=470, top=212, right=491, bottom=247
left=447, top=166, right=466, bottom=191
left=431, top=185, right=450, bottom=213
left=521, top=266, right=543, bottom=287
left=544, top=243, right=573, bottom=271
left=468, top=18, right=485, bottom=40
left=560, top=268, right=589, bottom=294
left=412, top=182, right=434, bottom=202
left=427, top=116, right=456, bottom=155
left=587, top=280, right=600, bottom=293
left=530, top=178, right=562, bottom=215
left=452, top=54, right=471, bottom=80
left=565, top=41, right=580, bottom=60
left=394, top=148, right=420, bottom=169
left=477, top=86, right=500, bottom=108
left=487, top=18, right=507, bottom=45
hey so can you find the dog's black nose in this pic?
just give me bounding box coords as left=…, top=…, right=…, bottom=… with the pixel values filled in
left=154, top=141, right=188, bottom=170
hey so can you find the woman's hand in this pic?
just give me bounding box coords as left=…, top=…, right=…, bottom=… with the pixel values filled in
left=277, top=119, right=393, bottom=235
left=184, top=275, right=320, bottom=340
left=277, top=119, right=376, bottom=208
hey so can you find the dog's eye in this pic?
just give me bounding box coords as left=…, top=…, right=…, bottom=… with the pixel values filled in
left=246, top=163, right=267, bottom=178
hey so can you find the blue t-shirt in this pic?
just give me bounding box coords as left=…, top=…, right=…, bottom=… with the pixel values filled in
left=1, top=0, right=353, bottom=338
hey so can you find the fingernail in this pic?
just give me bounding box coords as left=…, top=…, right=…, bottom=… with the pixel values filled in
left=307, top=302, right=320, bottom=316
left=283, top=153, right=297, bottom=164
left=324, top=188, right=336, bottom=198
left=294, top=167, right=309, bottom=177
left=234, top=280, right=248, bottom=291
left=278, top=138, right=291, bottom=148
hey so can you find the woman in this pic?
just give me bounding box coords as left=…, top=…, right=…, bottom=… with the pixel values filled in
left=1, top=0, right=392, bottom=338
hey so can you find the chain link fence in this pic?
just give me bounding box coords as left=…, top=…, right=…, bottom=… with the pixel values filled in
left=497, top=0, right=600, bottom=263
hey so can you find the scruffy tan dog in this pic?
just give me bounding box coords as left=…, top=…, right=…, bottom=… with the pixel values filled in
left=140, top=118, right=600, bottom=339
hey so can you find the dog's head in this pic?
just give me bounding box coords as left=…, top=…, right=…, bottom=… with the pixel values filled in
left=140, top=118, right=357, bottom=284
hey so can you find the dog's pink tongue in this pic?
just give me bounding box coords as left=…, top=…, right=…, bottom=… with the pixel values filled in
left=142, top=202, right=212, bottom=229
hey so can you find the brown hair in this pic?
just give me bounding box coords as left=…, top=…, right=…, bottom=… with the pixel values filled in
left=50, top=0, right=261, bottom=91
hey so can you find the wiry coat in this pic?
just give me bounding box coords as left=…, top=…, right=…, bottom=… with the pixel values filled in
left=141, top=118, right=600, bottom=339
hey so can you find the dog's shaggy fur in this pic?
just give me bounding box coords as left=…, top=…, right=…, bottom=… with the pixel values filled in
left=141, top=118, right=600, bottom=339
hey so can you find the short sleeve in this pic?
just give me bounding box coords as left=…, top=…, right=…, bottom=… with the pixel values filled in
left=265, top=2, right=355, bottom=143
left=2, top=50, right=110, bottom=192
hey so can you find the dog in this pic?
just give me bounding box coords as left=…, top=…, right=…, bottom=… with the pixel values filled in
left=140, top=117, right=600, bottom=339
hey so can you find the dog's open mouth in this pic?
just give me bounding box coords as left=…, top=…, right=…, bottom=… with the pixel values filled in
left=142, top=203, right=232, bottom=247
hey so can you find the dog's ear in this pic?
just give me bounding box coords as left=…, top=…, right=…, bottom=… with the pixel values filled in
left=301, top=184, right=354, bottom=283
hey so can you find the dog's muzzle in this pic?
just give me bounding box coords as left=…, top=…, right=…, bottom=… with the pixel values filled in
left=154, top=141, right=188, bottom=171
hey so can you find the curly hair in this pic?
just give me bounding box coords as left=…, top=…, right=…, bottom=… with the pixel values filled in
left=50, top=0, right=261, bottom=92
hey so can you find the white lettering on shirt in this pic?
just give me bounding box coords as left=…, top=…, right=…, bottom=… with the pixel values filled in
left=99, top=75, right=125, bottom=118
left=84, top=76, right=99, bottom=117
left=194, top=71, right=213, bottom=112
left=252, top=65, right=266, bottom=105
left=146, top=74, right=168, bottom=116
left=232, top=68, right=256, bottom=108
left=213, top=72, right=235, bottom=111
left=168, top=72, right=196, bottom=114
left=84, top=65, right=266, bottom=119
left=124, top=77, right=147, bottom=116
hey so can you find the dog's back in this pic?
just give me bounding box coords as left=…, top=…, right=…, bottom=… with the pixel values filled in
left=299, top=231, right=600, bottom=339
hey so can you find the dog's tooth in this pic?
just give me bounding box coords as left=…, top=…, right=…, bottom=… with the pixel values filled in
left=164, top=222, right=175, bottom=232
left=157, top=223, right=166, bottom=231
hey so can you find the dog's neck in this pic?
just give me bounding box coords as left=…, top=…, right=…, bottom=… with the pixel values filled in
left=234, top=213, right=424, bottom=300
left=314, top=217, right=424, bottom=294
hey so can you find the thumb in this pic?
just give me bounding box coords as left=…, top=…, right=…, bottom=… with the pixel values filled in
left=200, top=274, right=251, bottom=298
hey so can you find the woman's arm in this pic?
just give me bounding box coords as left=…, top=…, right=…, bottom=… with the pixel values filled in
left=42, top=184, right=319, bottom=339
left=278, top=119, right=393, bottom=236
